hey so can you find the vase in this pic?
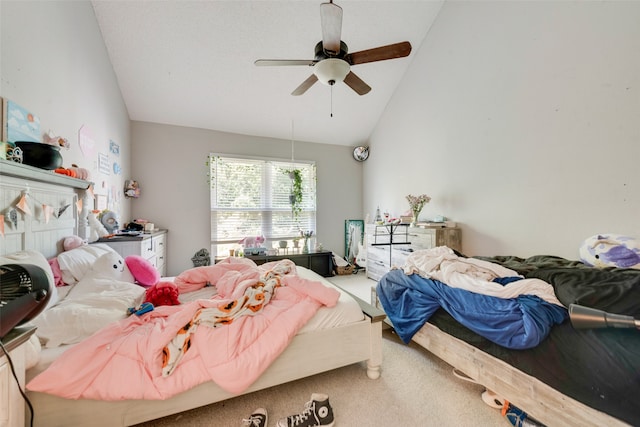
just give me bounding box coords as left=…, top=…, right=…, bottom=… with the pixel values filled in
left=303, top=237, right=310, bottom=254
left=411, top=209, right=421, bottom=226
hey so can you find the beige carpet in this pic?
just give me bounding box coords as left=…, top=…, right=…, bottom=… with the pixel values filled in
left=134, top=328, right=508, bottom=426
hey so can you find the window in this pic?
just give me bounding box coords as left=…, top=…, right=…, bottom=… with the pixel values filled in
left=209, top=154, right=316, bottom=257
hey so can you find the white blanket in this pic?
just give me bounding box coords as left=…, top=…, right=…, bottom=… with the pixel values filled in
left=402, top=247, right=563, bottom=306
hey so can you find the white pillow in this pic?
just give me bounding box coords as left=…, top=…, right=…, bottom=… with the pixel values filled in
left=31, top=277, right=144, bottom=348
left=56, top=243, right=116, bottom=285
left=0, top=250, right=58, bottom=312
left=31, top=252, right=144, bottom=348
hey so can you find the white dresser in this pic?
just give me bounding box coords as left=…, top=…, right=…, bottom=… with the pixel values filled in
left=365, top=224, right=461, bottom=281
left=96, top=230, right=167, bottom=276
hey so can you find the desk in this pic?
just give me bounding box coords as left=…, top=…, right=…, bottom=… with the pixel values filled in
left=244, top=251, right=334, bottom=277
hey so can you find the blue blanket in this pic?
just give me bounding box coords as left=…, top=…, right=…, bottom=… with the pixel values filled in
left=376, top=269, right=567, bottom=349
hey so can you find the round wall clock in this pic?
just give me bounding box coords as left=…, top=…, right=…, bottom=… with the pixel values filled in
left=353, top=146, right=369, bottom=162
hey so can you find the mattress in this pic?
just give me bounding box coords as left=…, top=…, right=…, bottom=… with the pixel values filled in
left=378, top=253, right=640, bottom=426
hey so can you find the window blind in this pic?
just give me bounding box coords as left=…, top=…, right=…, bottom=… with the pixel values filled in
left=209, top=154, right=316, bottom=256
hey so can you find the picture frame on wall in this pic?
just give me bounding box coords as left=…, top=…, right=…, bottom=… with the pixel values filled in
left=3, top=98, right=40, bottom=143
left=98, top=152, right=110, bottom=175
left=94, top=194, right=107, bottom=211
left=1, top=97, right=6, bottom=142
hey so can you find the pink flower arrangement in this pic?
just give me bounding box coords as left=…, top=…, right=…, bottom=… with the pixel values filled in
left=406, top=194, right=431, bottom=214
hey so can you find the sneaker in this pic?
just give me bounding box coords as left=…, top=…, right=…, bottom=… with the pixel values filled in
left=276, top=393, right=335, bottom=427
left=242, top=407, right=268, bottom=427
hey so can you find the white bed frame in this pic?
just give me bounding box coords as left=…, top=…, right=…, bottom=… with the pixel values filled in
left=407, top=302, right=631, bottom=427
left=28, top=316, right=382, bottom=426
left=1, top=160, right=385, bottom=427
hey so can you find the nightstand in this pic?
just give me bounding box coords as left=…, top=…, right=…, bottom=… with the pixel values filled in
left=1, top=326, right=36, bottom=427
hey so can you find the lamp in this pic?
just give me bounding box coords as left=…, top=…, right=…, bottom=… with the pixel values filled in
left=569, top=304, right=640, bottom=330
left=313, top=58, right=350, bottom=86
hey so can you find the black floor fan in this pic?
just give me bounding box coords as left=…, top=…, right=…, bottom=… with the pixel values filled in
left=0, top=264, right=51, bottom=338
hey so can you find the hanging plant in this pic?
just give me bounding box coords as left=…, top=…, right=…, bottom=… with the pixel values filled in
left=284, top=168, right=303, bottom=219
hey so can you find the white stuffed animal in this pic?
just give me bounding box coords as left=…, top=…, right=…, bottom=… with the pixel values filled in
left=69, top=252, right=136, bottom=298
left=31, top=252, right=144, bottom=347
left=92, top=252, right=135, bottom=282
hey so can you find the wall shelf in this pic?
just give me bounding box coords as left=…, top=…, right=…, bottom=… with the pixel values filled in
left=0, top=159, right=92, bottom=189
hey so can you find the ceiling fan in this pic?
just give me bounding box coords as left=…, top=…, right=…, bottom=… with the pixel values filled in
left=254, top=1, right=412, bottom=96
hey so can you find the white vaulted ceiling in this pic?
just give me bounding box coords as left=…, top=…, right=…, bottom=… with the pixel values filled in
left=91, top=1, right=443, bottom=146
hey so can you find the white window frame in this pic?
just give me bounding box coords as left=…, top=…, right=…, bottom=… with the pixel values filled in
left=209, top=153, right=316, bottom=257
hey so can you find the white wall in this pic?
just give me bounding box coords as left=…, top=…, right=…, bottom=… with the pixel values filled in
left=9, top=1, right=636, bottom=266
left=1, top=1, right=131, bottom=221
left=365, top=0, right=640, bottom=259
left=131, top=121, right=362, bottom=276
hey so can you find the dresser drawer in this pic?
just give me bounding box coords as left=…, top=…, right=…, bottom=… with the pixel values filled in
left=366, top=263, right=388, bottom=282
left=391, top=247, right=412, bottom=269
left=141, top=238, right=155, bottom=260
left=367, top=246, right=389, bottom=265
left=408, top=230, right=435, bottom=249
left=152, top=233, right=166, bottom=257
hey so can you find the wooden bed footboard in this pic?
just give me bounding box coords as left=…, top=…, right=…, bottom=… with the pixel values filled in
left=26, top=316, right=382, bottom=427
left=412, top=323, right=631, bottom=427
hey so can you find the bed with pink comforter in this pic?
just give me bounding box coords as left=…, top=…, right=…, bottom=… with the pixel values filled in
left=27, top=258, right=340, bottom=400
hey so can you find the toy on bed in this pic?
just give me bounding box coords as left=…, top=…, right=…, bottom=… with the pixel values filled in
left=63, top=235, right=87, bottom=251
left=31, top=251, right=145, bottom=348
left=47, top=235, right=88, bottom=287
left=124, top=254, right=179, bottom=307
left=144, top=281, right=180, bottom=306
left=125, top=255, right=160, bottom=287
left=579, top=233, right=640, bottom=269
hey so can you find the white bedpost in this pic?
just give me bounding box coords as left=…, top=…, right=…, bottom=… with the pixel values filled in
left=366, top=318, right=383, bottom=379
left=77, top=186, right=93, bottom=240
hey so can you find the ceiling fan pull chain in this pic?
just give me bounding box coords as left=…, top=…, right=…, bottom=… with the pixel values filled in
left=330, top=85, right=333, bottom=117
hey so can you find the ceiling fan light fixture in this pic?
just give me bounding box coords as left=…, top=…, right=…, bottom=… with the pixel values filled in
left=314, top=58, right=350, bottom=86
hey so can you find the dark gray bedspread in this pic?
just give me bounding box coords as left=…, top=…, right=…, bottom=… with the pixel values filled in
left=429, top=255, right=640, bottom=425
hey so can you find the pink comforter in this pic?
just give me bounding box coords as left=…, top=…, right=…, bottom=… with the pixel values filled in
left=27, top=259, right=339, bottom=400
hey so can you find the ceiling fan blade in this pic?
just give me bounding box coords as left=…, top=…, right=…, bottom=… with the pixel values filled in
left=255, top=59, right=316, bottom=67
left=345, top=41, right=412, bottom=65
left=292, top=74, right=319, bottom=96
left=320, top=1, right=343, bottom=55
left=343, top=71, right=371, bottom=96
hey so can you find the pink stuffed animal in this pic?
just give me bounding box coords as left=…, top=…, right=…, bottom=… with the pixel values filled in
left=239, top=235, right=265, bottom=248
left=125, top=255, right=160, bottom=287
left=63, top=235, right=87, bottom=251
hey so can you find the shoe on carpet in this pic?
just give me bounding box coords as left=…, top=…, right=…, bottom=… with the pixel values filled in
left=276, top=393, right=335, bottom=427
left=242, top=407, right=268, bottom=427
